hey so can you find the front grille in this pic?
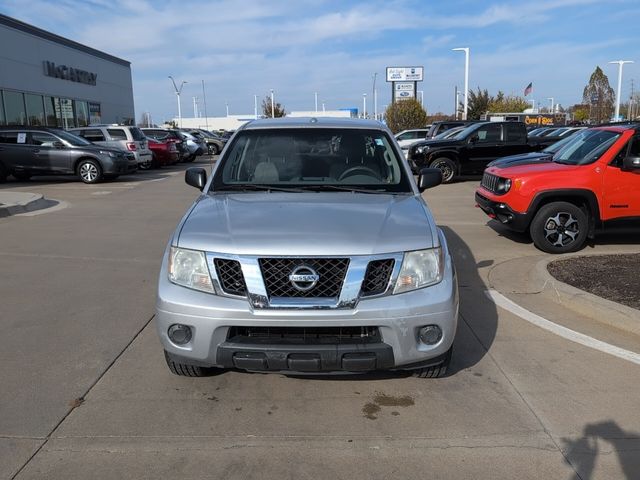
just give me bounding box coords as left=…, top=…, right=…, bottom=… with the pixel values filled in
left=481, top=172, right=500, bottom=193
left=259, top=258, right=349, bottom=298
left=227, top=326, right=381, bottom=345
left=214, top=259, right=247, bottom=296
left=361, top=259, right=395, bottom=296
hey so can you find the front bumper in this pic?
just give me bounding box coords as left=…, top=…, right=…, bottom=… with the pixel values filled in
left=475, top=190, right=530, bottom=232
left=156, top=245, right=459, bottom=373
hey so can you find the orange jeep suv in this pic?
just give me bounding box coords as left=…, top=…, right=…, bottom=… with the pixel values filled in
left=475, top=124, right=640, bottom=253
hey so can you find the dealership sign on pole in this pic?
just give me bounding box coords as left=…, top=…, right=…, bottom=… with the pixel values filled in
left=386, top=66, right=424, bottom=102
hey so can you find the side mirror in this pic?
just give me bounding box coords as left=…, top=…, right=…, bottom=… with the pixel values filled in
left=185, top=167, right=207, bottom=191
left=469, top=134, right=479, bottom=144
left=53, top=141, right=65, bottom=149
left=418, top=168, right=442, bottom=192
left=622, top=156, right=640, bottom=171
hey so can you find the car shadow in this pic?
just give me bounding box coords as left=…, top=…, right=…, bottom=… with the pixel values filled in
left=561, top=420, right=640, bottom=479
left=487, top=219, right=533, bottom=245
left=439, top=226, right=498, bottom=376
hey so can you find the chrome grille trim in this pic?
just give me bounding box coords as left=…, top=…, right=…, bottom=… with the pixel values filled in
left=206, top=252, right=404, bottom=309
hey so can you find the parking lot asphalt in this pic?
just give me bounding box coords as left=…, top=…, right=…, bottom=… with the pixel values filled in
left=1, top=166, right=639, bottom=479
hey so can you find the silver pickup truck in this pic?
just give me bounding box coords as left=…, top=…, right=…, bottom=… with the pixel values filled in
left=156, top=118, right=459, bottom=378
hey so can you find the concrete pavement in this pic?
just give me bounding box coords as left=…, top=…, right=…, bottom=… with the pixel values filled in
left=1, top=170, right=639, bottom=479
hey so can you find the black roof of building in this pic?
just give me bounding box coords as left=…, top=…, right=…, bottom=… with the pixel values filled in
left=0, top=13, right=130, bottom=67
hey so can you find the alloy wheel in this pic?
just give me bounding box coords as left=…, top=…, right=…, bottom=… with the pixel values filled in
left=544, top=212, right=579, bottom=247
left=80, top=163, right=98, bottom=182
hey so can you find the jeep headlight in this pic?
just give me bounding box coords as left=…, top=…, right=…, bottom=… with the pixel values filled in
left=496, top=178, right=512, bottom=194
left=168, top=247, right=214, bottom=293
left=415, top=145, right=429, bottom=154
left=99, top=150, right=117, bottom=158
left=394, top=248, right=444, bottom=294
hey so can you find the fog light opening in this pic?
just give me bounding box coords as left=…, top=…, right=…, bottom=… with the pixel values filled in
left=168, top=324, right=192, bottom=345
left=418, top=325, right=442, bottom=345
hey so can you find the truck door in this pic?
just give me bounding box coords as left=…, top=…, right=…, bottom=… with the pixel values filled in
left=603, top=135, right=640, bottom=220
left=503, top=123, right=529, bottom=157
left=463, top=123, right=503, bottom=174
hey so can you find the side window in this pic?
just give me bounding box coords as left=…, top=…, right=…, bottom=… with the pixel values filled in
left=476, top=124, right=502, bottom=143
left=30, top=132, right=58, bottom=147
left=0, top=132, right=19, bottom=144
left=107, top=128, right=127, bottom=140
left=505, top=124, right=526, bottom=143
left=82, top=129, right=106, bottom=141
left=611, top=137, right=640, bottom=168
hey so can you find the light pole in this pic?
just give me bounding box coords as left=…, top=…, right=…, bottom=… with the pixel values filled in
left=225, top=102, right=229, bottom=117
left=270, top=89, right=275, bottom=118
left=455, top=88, right=462, bottom=120
left=168, top=76, right=187, bottom=127
left=452, top=47, right=469, bottom=120
left=254, top=94, right=258, bottom=119
left=201, top=80, right=209, bottom=130
left=609, top=60, right=634, bottom=120
left=192, top=96, right=198, bottom=117
left=314, top=92, right=318, bottom=113
left=362, top=93, right=367, bottom=118
left=372, top=72, right=378, bottom=120
left=547, top=97, right=554, bottom=113
left=418, top=90, right=424, bottom=109
left=322, top=102, right=325, bottom=113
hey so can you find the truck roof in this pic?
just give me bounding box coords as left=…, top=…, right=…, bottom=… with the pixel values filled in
left=240, top=117, right=386, bottom=131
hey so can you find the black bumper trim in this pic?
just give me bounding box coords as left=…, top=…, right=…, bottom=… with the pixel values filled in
left=475, top=191, right=530, bottom=232
left=216, top=341, right=395, bottom=372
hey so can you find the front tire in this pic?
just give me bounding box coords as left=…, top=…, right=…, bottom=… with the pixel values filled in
left=164, top=350, right=219, bottom=377
left=411, top=347, right=452, bottom=378
left=429, top=157, right=457, bottom=184
left=529, top=202, right=588, bottom=253
left=209, top=144, right=219, bottom=155
left=77, top=159, right=103, bottom=184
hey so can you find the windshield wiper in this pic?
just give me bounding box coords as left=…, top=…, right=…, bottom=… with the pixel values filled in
left=215, top=184, right=306, bottom=193
left=296, top=185, right=390, bottom=194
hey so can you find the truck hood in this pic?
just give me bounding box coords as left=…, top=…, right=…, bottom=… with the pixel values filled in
left=487, top=151, right=553, bottom=168
left=486, top=161, right=581, bottom=178
left=176, top=192, right=436, bottom=256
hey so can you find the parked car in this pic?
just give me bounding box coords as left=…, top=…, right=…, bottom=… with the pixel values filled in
left=69, top=125, right=153, bottom=168
left=193, top=129, right=226, bottom=155
left=156, top=117, right=458, bottom=378
left=426, top=121, right=473, bottom=139
left=141, top=128, right=188, bottom=162
left=177, top=131, right=205, bottom=161
left=147, top=138, right=179, bottom=167
left=0, top=126, right=137, bottom=183
left=486, top=132, right=579, bottom=168
left=476, top=125, right=640, bottom=253
left=408, top=121, right=555, bottom=182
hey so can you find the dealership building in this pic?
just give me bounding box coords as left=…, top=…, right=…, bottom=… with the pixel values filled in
left=0, top=14, right=134, bottom=128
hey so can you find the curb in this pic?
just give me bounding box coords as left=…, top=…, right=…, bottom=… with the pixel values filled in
left=538, top=253, right=640, bottom=337
left=0, top=192, right=50, bottom=218
left=488, top=251, right=640, bottom=338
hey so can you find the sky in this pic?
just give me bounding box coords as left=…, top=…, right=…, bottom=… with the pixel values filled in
left=2, top=0, right=639, bottom=122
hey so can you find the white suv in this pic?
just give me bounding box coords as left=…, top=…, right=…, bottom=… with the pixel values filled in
left=70, top=125, right=153, bottom=168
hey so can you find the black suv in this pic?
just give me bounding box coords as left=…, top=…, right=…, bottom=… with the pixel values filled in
left=0, top=126, right=137, bottom=183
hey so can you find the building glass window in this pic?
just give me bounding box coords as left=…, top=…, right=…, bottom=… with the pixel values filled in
left=43, top=96, right=58, bottom=127
left=0, top=92, right=5, bottom=125
left=88, top=102, right=101, bottom=124
left=3, top=91, right=27, bottom=125
left=25, top=94, right=46, bottom=126
left=75, top=100, right=89, bottom=127
left=54, top=97, right=76, bottom=129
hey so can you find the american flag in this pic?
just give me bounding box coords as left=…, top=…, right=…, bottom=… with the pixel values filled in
left=524, top=82, right=533, bottom=96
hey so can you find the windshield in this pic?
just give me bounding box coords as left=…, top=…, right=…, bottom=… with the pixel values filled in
left=552, top=129, right=621, bottom=165
left=56, top=130, right=93, bottom=146
left=542, top=134, right=576, bottom=154
left=449, top=123, right=484, bottom=140
left=212, top=128, right=412, bottom=193
left=434, top=127, right=463, bottom=139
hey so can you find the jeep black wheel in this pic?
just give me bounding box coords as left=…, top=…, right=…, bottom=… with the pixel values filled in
left=530, top=202, right=588, bottom=254
left=164, top=350, right=220, bottom=377
left=208, top=144, right=219, bottom=155
left=429, top=157, right=456, bottom=184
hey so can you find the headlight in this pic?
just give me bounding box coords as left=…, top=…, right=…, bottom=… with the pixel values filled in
left=394, top=248, right=444, bottom=294
left=99, top=150, right=117, bottom=157
left=416, top=145, right=429, bottom=154
left=168, top=247, right=214, bottom=293
left=496, top=178, right=512, bottom=194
